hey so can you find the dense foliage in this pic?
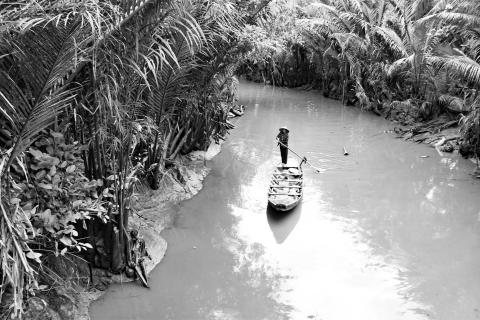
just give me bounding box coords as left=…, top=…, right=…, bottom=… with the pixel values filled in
left=240, top=0, right=480, bottom=156
left=0, top=0, right=275, bottom=317
left=3, top=0, right=480, bottom=316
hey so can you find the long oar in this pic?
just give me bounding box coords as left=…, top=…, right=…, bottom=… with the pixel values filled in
left=276, top=140, right=322, bottom=173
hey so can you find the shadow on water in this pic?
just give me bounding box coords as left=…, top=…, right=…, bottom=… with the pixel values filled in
left=266, top=203, right=302, bottom=244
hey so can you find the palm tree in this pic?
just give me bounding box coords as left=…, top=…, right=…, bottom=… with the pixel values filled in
left=300, top=0, right=407, bottom=103
left=1, top=0, right=245, bottom=316
left=239, top=0, right=480, bottom=144
left=0, top=2, right=119, bottom=315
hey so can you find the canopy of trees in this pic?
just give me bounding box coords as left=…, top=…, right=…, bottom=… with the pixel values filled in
left=239, top=0, right=480, bottom=156
left=2, top=0, right=480, bottom=317
left=0, top=0, right=274, bottom=317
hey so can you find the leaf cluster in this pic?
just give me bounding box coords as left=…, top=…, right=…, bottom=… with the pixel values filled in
left=11, top=132, right=106, bottom=256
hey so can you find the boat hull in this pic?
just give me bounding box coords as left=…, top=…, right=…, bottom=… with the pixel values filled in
left=268, top=196, right=302, bottom=211
left=268, top=163, right=303, bottom=212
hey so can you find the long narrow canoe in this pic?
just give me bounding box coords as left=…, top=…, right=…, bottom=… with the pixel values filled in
left=268, top=163, right=303, bottom=212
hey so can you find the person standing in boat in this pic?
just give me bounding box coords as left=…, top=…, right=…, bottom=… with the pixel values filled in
left=276, top=127, right=289, bottom=165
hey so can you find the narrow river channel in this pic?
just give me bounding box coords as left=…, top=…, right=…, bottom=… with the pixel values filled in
left=90, top=82, right=480, bottom=320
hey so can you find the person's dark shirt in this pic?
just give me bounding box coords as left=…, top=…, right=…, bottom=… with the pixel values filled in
left=277, top=131, right=289, bottom=146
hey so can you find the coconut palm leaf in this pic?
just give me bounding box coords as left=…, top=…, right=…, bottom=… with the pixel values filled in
left=333, top=32, right=368, bottom=56
left=373, top=26, right=408, bottom=57
left=148, top=32, right=197, bottom=120
left=373, top=0, right=388, bottom=26
left=407, top=0, right=435, bottom=21
left=462, top=27, right=480, bottom=60
left=306, top=2, right=352, bottom=33
left=203, top=0, right=242, bottom=37
left=0, top=1, right=119, bottom=36
left=143, top=1, right=217, bottom=121
left=439, top=94, right=467, bottom=112
left=420, top=11, right=480, bottom=28
left=388, top=54, right=415, bottom=76
left=207, top=63, right=238, bottom=99
left=430, top=49, right=480, bottom=86
left=0, top=22, right=83, bottom=172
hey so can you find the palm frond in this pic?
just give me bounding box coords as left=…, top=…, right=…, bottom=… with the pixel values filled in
left=419, top=11, right=480, bottom=28
left=387, top=0, right=406, bottom=20
left=387, top=54, right=415, bottom=76
left=0, top=196, right=37, bottom=318
left=0, top=22, right=82, bottom=171
left=430, top=49, right=480, bottom=86
left=407, top=0, right=435, bottom=21
left=149, top=34, right=196, bottom=120
left=332, top=32, right=368, bottom=56
left=306, top=2, right=352, bottom=33
left=464, top=28, right=480, bottom=63
left=342, top=0, right=365, bottom=16
left=439, top=94, right=466, bottom=111
left=0, top=0, right=120, bottom=35
left=374, top=0, right=388, bottom=26
left=374, top=26, right=408, bottom=57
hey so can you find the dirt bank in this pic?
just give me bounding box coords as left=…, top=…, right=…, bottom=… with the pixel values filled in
left=19, top=142, right=223, bottom=320
left=78, top=145, right=223, bottom=320
left=379, top=104, right=479, bottom=176
left=299, top=84, right=480, bottom=176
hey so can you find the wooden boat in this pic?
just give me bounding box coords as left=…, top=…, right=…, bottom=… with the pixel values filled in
left=268, top=162, right=303, bottom=212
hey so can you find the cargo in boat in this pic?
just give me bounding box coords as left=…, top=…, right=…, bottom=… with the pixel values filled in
left=268, top=162, right=303, bottom=212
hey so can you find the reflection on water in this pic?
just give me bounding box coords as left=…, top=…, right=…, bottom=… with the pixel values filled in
left=228, top=168, right=429, bottom=320
left=91, top=82, right=480, bottom=320
left=266, top=205, right=301, bottom=244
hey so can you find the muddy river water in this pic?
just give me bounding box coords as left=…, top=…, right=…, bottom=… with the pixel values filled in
left=90, top=82, right=480, bottom=320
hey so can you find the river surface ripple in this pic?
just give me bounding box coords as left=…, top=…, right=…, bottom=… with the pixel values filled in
left=90, top=82, right=480, bottom=320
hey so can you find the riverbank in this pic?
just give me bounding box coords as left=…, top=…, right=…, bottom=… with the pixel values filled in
left=19, top=142, right=223, bottom=320
left=22, top=80, right=478, bottom=319
left=293, top=83, right=480, bottom=175
left=376, top=100, right=479, bottom=175
left=79, top=145, right=225, bottom=319
left=88, top=81, right=480, bottom=320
